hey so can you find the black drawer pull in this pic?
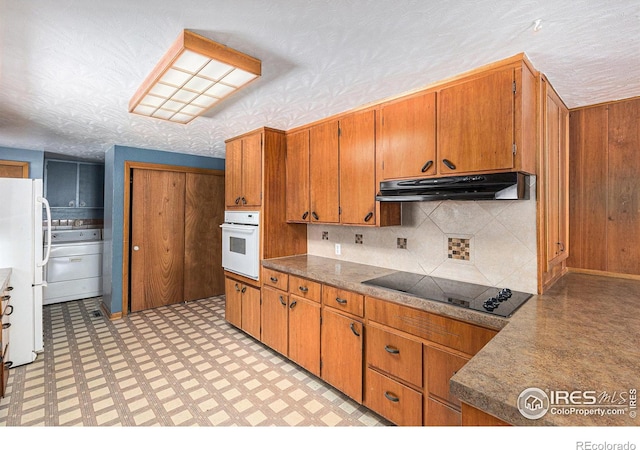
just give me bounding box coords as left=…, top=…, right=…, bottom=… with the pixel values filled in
left=1, top=295, right=9, bottom=301
left=302, top=211, right=309, bottom=220
left=384, top=391, right=400, bottom=403
left=442, top=159, right=456, bottom=170
left=4, top=305, right=13, bottom=316
left=279, top=296, right=287, bottom=307
left=364, top=212, right=373, bottom=222
left=384, top=345, right=400, bottom=355
left=336, top=297, right=347, bottom=305
left=350, top=322, right=360, bottom=337
left=4, top=361, right=12, bottom=369
left=2, top=323, right=10, bottom=330
left=289, top=300, right=297, bottom=309
left=270, top=276, right=278, bottom=283
left=311, top=211, right=319, bottom=221
left=421, top=160, right=433, bottom=173
left=6, top=287, right=13, bottom=291
left=298, top=286, right=309, bottom=293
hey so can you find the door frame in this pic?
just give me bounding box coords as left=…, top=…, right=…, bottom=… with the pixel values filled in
left=0, top=160, right=29, bottom=178
left=122, top=161, right=224, bottom=317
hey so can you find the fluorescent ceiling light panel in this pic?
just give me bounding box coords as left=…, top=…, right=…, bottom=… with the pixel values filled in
left=129, top=30, right=261, bottom=124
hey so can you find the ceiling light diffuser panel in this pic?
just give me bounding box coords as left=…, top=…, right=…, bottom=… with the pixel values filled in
left=129, top=30, right=261, bottom=124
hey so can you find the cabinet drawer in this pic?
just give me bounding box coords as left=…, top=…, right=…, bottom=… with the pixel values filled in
left=364, top=368, right=422, bottom=426
left=425, top=345, right=468, bottom=409
left=366, top=323, right=422, bottom=387
left=425, top=398, right=461, bottom=426
left=323, top=285, right=364, bottom=317
left=262, top=268, right=289, bottom=291
left=365, top=296, right=497, bottom=355
left=289, top=275, right=321, bottom=302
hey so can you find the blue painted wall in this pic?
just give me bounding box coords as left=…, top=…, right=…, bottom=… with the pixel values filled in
left=0, top=146, right=45, bottom=178
left=102, top=145, right=225, bottom=315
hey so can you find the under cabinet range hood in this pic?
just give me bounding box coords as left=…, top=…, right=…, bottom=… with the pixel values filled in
left=376, top=172, right=530, bottom=202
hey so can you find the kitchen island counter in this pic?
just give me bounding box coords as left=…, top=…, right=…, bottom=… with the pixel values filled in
left=450, top=272, right=640, bottom=426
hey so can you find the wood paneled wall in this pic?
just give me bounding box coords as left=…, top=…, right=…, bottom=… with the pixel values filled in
left=568, top=97, right=640, bottom=275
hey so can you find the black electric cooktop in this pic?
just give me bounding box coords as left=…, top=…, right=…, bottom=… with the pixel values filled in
left=362, top=271, right=532, bottom=318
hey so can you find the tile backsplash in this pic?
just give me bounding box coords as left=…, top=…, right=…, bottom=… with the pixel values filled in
left=308, top=178, right=538, bottom=294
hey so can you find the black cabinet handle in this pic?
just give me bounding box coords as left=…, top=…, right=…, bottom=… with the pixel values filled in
left=336, top=297, right=347, bottom=305
left=364, top=212, right=373, bottom=222
left=384, top=391, right=400, bottom=403
left=4, top=305, right=13, bottom=316
left=1, top=295, right=9, bottom=301
left=241, top=287, right=247, bottom=294
left=298, top=286, right=309, bottom=293
left=235, top=196, right=241, bottom=205
left=311, top=211, right=319, bottom=221
left=350, top=322, right=360, bottom=337
left=2, top=322, right=11, bottom=330
left=270, top=276, right=278, bottom=283
left=421, top=160, right=433, bottom=173
left=6, top=287, right=13, bottom=291
left=234, top=283, right=241, bottom=292
left=279, top=296, right=286, bottom=307
left=241, top=197, right=247, bottom=205
left=302, top=211, right=309, bottom=220
left=384, top=345, right=400, bottom=355
left=4, top=361, right=12, bottom=369
left=289, top=300, right=297, bottom=309
left=442, top=159, right=456, bottom=170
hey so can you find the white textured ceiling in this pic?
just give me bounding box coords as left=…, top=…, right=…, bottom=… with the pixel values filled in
left=1, top=0, right=639, bottom=161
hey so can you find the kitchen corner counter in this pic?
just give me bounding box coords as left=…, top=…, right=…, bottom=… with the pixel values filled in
left=262, top=255, right=511, bottom=331
left=451, top=272, right=640, bottom=426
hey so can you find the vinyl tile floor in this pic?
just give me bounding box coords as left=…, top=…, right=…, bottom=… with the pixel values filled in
left=0, top=296, right=389, bottom=427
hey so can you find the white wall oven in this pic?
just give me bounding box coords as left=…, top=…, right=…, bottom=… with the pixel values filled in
left=220, top=211, right=260, bottom=280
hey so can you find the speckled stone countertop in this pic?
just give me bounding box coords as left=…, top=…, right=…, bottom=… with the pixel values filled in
left=262, top=255, right=511, bottom=331
left=0, top=268, right=11, bottom=291
left=450, top=272, right=640, bottom=426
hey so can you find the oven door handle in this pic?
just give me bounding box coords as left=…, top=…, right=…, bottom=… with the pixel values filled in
left=220, top=224, right=257, bottom=234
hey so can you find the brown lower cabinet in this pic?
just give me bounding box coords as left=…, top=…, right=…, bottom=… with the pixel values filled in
left=240, top=269, right=501, bottom=427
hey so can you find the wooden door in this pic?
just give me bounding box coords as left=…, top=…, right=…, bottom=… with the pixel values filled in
left=285, top=129, right=311, bottom=222
left=339, top=110, right=376, bottom=225
left=261, top=287, right=289, bottom=355
left=438, top=68, right=514, bottom=174
left=309, top=120, right=340, bottom=223
left=241, top=283, right=261, bottom=339
left=225, top=139, right=243, bottom=207
left=130, top=169, right=185, bottom=312
left=225, top=277, right=242, bottom=328
left=0, top=160, right=28, bottom=178
left=184, top=172, right=225, bottom=301
left=379, top=92, right=436, bottom=180
left=544, top=84, right=569, bottom=269
left=241, top=133, right=263, bottom=207
left=288, top=295, right=320, bottom=376
left=320, top=308, right=363, bottom=402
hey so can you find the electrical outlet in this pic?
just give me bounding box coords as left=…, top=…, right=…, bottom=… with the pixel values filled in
left=335, top=243, right=341, bottom=255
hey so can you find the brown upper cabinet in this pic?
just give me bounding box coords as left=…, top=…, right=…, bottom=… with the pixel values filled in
left=225, top=131, right=262, bottom=208
left=378, top=91, right=437, bottom=180
left=310, top=120, right=341, bottom=223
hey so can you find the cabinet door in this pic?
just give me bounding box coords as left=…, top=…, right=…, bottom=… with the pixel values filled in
left=544, top=81, right=569, bottom=269
left=438, top=68, right=515, bottom=174
left=339, top=110, right=376, bottom=225
left=379, top=92, right=436, bottom=180
left=241, top=132, right=263, bottom=207
left=46, top=160, right=78, bottom=207
left=288, top=295, right=320, bottom=376
left=225, top=139, right=243, bottom=207
left=424, top=345, right=468, bottom=410
left=261, top=287, right=289, bottom=356
left=241, top=283, right=261, bottom=340
left=321, top=309, right=363, bottom=402
left=225, top=277, right=242, bottom=328
left=285, top=129, right=311, bottom=222
left=78, top=163, right=104, bottom=207
left=309, top=121, right=340, bottom=223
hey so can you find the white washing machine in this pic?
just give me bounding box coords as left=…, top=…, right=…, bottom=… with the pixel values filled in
left=43, top=229, right=104, bottom=305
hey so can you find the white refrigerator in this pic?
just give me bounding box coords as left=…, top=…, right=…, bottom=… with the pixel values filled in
left=0, top=178, right=51, bottom=366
